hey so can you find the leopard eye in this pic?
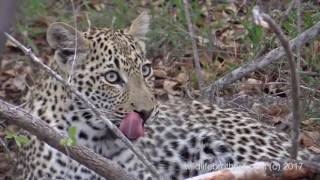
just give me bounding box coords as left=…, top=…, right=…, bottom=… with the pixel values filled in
left=105, top=71, right=121, bottom=84
left=60, top=49, right=75, bottom=57
left=141, top=64, right=152, bottom=77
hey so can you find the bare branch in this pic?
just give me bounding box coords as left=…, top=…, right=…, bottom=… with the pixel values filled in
left=206, top=20, right=320, bottom=93
left=0, top=99, right=135, bottom=180
left=182, top=0, right=204, bottom=94
left=4, top=33, right=161, bottom=179
left=186, top=160, right=319, bottom=180
left=252, top=6, right=301, bottom=159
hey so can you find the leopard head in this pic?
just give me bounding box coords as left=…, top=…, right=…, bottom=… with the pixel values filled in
left=46, top=12, right=157, bottom=140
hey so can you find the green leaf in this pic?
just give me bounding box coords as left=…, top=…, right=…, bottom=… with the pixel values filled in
left=4, top=130, right=15, bottom=139
left=60, top=126, right=77, bottom=146
left=60, top=138, right=68, bottom=146
left=68, top=126, right=77, bottom=142
left=15, top=135, right=30, bottom=145
left=5, top=131, right=29, bottom=147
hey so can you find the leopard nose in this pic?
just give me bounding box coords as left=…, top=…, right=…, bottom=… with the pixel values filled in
left=135, top=109, right=153, bottom=122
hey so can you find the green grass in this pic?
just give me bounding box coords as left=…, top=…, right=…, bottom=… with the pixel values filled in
left=22, top=0, right=47, bottom=18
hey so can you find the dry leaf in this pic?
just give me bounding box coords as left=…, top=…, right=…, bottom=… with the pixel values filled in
left=175, top=72, right=188, bottom=83
left=225, top=3, right=238, bottom=14
left=300, top=132, right=320, bottom=153
left=307, top=146, right=320, bottom=154
left=5, top=39, right=17, bottom=48
left=153, top=69, right=167, bottom=79
left=239, top=78, right=262, bottom=95
left=3, top=70, right=16, bottom=77
left=163, top=80, right=180, bottom=96
left=253, top=103, right=289, bottom=117
left=155, top=89, right=166, bottom=97
left=252, top=103, right=290, bottom=128
left=303, top=131, right=320, bottom=145
left=90, top=0, right=105, bottom=11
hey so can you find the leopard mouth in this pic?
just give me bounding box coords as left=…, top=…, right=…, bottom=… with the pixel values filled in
left=119, top=112, right=145, bottom=140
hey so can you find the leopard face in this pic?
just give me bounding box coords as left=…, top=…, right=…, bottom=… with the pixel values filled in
left=46, top=12, right=157, bottom=139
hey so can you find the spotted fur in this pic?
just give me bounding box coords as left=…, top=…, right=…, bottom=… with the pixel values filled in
left=17, top=12, right=316, bottom=180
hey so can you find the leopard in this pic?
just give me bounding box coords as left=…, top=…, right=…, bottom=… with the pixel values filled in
left=16, top=11, right=317, bottom=180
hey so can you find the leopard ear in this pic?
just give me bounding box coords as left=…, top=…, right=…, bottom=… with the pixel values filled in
left=128, top=11, right=150, bottom=41
left=47, top=22, right=89, bottom=74
left=47, top=22, right=87, bottom=49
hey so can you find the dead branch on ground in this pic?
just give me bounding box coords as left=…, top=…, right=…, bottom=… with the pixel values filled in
left=206, top=20, right=320, bottom=94
left=252, top=5, right=301, bottom=159
left=0, top=99, right=135, bottom=180
left=3, top=33, right=161, bottom=179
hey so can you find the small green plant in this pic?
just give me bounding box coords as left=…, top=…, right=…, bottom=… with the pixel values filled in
left=22, top=0, right=46, bottom=18
left=5, top=130, right=29, bottom=147
left=282, top=10, right=298, bottom=37
left=60, top=126, right=77, bottom=146
left=243, top=20, right=263, bottom=46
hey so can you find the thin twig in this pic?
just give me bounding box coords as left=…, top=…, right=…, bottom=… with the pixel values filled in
left=68, top=0, right=78, bottom=83
left=295, top=3, right=303, bottom=156
left=252, top=6, right=301, bottom=159
left=182, top=0, right=204, bottom=94
left=4, top=32, right=161, bottom=179
left=300, top=85, right=320, bottom=94
left=65, top=1, right=79, bottom=177
left=0, top=99, right=135, bottom=180
left=85, top=12, right=91, bottom=33
left=296, top=0, right=302, bottom=86
left=284, top=70, right=320, bottom=76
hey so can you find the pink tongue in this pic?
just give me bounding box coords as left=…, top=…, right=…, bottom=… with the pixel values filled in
left=119, top=112, right=144, bottom=140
